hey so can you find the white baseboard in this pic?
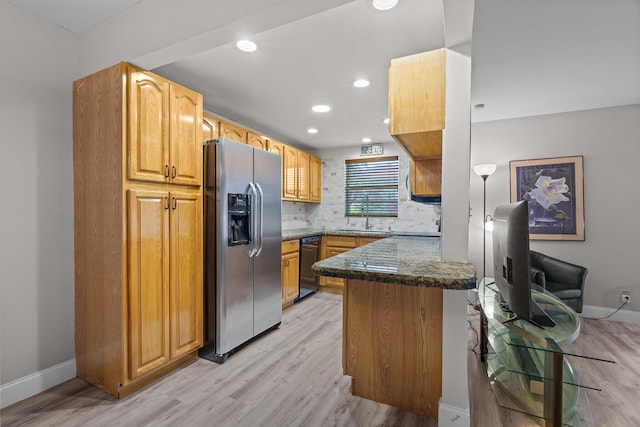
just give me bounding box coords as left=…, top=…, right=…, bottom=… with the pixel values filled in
left=582, top=305, right=640, bottom=324
left=438, top=399, right=470, bottom=427
left=0, top=359, right=76, bottom=409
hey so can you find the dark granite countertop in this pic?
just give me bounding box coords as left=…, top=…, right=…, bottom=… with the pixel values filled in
left=282, top=228, right=440, bottom=241
left=311, top=236, right=476, bottom=290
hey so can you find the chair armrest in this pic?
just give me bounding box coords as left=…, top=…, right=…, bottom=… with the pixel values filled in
left=530, top=267, right=546, bottom=289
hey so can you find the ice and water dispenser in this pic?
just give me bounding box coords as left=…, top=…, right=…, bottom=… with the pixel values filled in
left=227, top=193, right=251, bottom=245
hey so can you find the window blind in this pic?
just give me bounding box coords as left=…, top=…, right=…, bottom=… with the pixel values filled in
left=345, top=156, right=399, bottom=217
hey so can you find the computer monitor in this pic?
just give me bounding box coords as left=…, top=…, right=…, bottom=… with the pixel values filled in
left=492, top=200, right=555, bottom=328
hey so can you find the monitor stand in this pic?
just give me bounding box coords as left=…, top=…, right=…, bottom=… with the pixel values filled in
left=498, top=294, right=556, bottom=329
left=531, top=299, right=556, bottom=328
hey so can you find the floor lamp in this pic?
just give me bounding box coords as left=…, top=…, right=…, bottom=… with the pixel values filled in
left=473, top=164, right=497, bottom=282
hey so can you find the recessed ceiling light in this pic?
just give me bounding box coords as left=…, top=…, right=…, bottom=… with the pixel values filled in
left=383, top=117, right=390, bottom=124
left=236, top=40, right=257, bottom=52
left=312, top=105, right=331, bottom=113
left=362, top=137, right=372, bottom=143
left=307, top=128, right=319, bottom=134
left=372, top=0, right=398, bottom=11
left=353, top=79, right=370, bottom=88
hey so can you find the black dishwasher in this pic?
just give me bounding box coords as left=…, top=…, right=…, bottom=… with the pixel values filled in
left=295, top=235, right=321, bottom=302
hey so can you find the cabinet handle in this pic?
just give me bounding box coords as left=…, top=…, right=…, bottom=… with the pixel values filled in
left=164, top=197, right=169, bottom=210
left=165, top=165, right=170, bottom=178
left=172, top=166, right=177, bottom=178
left=172, top=197, right=177, bottom=210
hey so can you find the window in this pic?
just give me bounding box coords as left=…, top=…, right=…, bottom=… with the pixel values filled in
left=345, top=156, right=399, bottom=217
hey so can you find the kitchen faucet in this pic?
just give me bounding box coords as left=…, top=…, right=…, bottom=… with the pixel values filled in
left=363, top=194, right=373, bottom=230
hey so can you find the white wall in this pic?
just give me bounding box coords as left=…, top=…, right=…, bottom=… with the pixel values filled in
left=0, top=0, right=77, bottom=390
left=469, top=104, right=640, bottom=312
left=304, top=143, right=441, bottom=232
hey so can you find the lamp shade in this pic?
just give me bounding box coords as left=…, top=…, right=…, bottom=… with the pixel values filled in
left=473, top=164, right=497, bottom=177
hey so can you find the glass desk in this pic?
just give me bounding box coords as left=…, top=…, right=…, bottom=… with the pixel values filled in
left=478, top=279, right=616, bottom=427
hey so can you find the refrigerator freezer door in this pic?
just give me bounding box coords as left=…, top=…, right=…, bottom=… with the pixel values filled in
left=253, top=149, right=283, bottom=336
left=216, top=139, right=255, bottom=354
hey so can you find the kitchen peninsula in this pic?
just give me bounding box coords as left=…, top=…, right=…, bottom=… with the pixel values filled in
left=312, top=236, right=476, bottom=418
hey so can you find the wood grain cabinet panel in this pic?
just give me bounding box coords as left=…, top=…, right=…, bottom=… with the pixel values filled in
left=281, top=240, right=300, bottom=309
left=74, top=62, right=203, bottom=399
left=202, top=114, right=218, bottom=143
left=170, top=85, right=203, bottom=186
left=297, top=150, right=310, bottom=201
left=128, top=71, right=170, bottom=184
left=309, top=154, right=322, bottom=202
left=388, top=49, right=445, bottom=147
left=127, top=190, right=171, bottom=379
left=410, top=158, right=442, bottom=197
left=247, top=131, right=267, bottom=150
left=267, top=139, right=284, bottom=157
left=219, top=119, right=247, bottom=144
left=169, top=192, right=203, bottom=358
left=282, top=144, right=298, bottom=200
left=128, top=68, right=202, bottom=187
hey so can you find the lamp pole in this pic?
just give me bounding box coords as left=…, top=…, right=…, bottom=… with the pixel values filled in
left=473, top=164, right=497, bottom=282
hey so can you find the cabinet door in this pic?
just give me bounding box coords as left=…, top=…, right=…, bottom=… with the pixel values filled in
left=297, top=150, right=310, bottom=201
left=247, top=131, right=267, bottom=150
left=309, top=154, right=322, bottom=202
left=219, top=120, right=247, bottom=144
left=128, top=71, right=170, bottom=184
left=282, top=145, right=298, bottom=200
left=267, top=139, right=283, bottom=157
left=282, top=252, right=300, bottom=304
left=321, top=247, right=350, bottom=288
left=127, top=190, right=170, bottom=379
left=169, top=191, right=203, bottom=358
left=202, top=115, right=218, bottom=144
left=411, top=158, right=442, bottom=196
left=389, top=49, right=446, bottom=135
left=169, top=84, right=203, bottom=187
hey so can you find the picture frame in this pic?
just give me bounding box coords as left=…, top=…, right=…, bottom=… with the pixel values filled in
left=510, top=156, right=584, bottom=241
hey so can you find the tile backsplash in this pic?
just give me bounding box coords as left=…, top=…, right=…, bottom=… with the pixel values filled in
left=282, top=142, right=441, bottom=232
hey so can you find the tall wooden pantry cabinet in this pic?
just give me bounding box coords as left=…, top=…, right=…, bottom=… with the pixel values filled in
left=73, top=62, right=204, bottom=398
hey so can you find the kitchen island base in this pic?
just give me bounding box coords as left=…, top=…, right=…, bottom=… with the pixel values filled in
left=343, top=279, right=443, bottom=418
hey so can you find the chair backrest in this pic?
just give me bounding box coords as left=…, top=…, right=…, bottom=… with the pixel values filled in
left=529, top=250, right=588, bottom=291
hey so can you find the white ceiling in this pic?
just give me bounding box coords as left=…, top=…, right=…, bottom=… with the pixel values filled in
left=9, top=0, right=640, bottom=151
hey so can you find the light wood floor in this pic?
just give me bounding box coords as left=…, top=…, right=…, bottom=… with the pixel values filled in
left=2, top=292, right=639, bottom=426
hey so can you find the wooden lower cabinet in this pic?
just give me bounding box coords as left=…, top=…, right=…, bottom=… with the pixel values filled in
left=282, top=240, right=300, bottom=309
left=319, top=235, right=380, bottom=292
left=125, top=188, right=204, bottom=389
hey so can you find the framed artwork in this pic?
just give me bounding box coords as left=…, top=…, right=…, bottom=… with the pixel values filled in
left=510, top=156, right=584, bottom=241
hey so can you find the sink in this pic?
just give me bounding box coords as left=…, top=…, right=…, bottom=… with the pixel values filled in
left=333, top=228, right=388, bottom=233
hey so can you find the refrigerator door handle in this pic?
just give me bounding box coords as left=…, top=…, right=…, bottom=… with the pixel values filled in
left=247, top=182, right=258, bottom=258
left=255, top=182, right=264, bottom=256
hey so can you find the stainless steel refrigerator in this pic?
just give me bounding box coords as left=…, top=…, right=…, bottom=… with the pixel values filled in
left=200, top=138, right=282, bottom=363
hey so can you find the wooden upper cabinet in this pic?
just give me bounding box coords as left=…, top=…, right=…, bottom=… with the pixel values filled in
left=388, top=48, right=445, bottom=160
left=297, top=150, right=310, bottom=201
left=170, top=85, right=203, bottom=186
left=267, top=139, right=284, bottom=157
left=247, top=131, right=267, bottom=151
left=410, top=158, right=442, bottom=197
left=128, top=70, right=170, bottom=184
left=219, top=120, right=247, bottom=144
left=202, top=114, right=218, bottom=143
left=128, top=67, right=202, bottom=187
left=282, top=144, right=298, bottom=200
left=309, top=154, right=322, bottom=202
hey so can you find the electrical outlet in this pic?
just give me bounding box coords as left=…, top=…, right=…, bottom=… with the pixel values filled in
left=621, top=290, right=631, bottom=304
